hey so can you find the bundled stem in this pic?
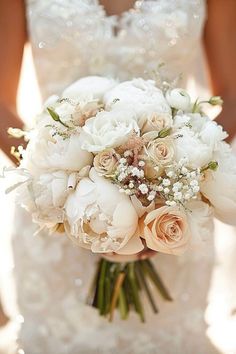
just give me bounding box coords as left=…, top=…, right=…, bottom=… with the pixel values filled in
left=90, top=257, right=173, bottom=322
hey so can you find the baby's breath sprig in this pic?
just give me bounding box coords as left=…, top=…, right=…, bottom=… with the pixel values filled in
left=156, top=158, right=201, bottom=207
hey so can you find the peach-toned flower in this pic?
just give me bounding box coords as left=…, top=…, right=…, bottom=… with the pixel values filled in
left=146, top=137, right=175, bottom=167
left=142, top=112, right=172, bottom=134
left=143, top=206, right=190, bottom=255
left=143, top=160, right=163, bottom=180
left=93, top=148, right=118, bottom=175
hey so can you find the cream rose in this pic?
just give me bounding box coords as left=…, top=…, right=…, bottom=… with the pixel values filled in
left=141, top=112, right=172, bottom=134
left=144, top=161, right=163, bottom=180
left=143, top=206, right=190, bottom=255
left=93, top=149, right=118, bottom=175
left=146, top=137, right=175, bottom=166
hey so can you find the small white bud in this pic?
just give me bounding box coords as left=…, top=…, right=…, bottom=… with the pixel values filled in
left=162, top=178, right=171, bottom=186
left=192, top=186, right=200, bottom=193
left=119, top=158, right=127, bottom=165
left=138, top=160, right=145, bottom=167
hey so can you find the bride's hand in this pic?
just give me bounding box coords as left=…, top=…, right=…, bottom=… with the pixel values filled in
left=102, top=248, right=157, bottom=263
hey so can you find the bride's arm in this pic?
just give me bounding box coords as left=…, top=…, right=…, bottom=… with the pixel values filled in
left=0, top=0, right=27, bottom=162
left=204, top=0, right=236, bottom=142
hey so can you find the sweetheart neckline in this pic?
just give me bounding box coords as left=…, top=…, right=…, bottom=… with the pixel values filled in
left=96, top=0, right=141, bottom=19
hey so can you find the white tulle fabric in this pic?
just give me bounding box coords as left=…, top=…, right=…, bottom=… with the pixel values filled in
left=12, top=1, right=218, bottom=353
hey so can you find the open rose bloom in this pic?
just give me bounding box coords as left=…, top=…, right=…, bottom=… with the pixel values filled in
left=6, top=76, right=236, bottom=321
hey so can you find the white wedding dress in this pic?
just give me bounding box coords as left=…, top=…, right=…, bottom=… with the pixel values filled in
left=13, top=1, right=219, bottom=353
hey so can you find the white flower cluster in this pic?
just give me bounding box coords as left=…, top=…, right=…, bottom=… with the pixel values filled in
left=8, top=76, right=236, bottom=257
left=156, top=158, right=201, bottom=207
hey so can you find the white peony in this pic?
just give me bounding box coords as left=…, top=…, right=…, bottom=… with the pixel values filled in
left=15, top=171, right=81, bottom=231
left=80, top=109, right=140, bottom=153
left=166, top=88, right=191, bottom=111
left=201, top=144, right=236, bottom=225
left=104, top=78, right=171, bottom=126
left=36, top=171, right=71, bottom=209
left=22, top=127, right=93, bottom=174
left=65, top=168, right=142, bottom=254
left=62, top=76, right=117, bottom=101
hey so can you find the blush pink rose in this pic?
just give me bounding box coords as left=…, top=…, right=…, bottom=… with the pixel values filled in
left=143, top=206, right=190, bottom=255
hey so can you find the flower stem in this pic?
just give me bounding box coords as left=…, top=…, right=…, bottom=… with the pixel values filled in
left=136, top=261, right=159, bottom=313
left=109, top=272, right=125, bottom=322
left=119, top=286, right=129, bottom=320
left=143, top=259, right=173, bottom=301
left=97, top=259, right=108, bottom=315
left=127, top=263, right=145, bottom=323
left=87, top=259, right=101, bottom=306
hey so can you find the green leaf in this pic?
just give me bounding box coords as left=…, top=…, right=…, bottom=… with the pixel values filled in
left=47, top=107, right=70, bottom=128
left=47, top=107, right=60, bottom=121
left=158, top=127, right=172, bottom=138
left=143, top=259, right=173, bottom=301
left=136, top=261, right=159, bottom=313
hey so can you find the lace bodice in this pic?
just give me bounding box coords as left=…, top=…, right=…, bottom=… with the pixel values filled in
left=12, top=1, right=219, bottom=354
left=26, top=0, right=206, bottom=99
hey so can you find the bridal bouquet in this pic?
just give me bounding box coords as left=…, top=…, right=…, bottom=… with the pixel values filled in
left=5, top=76, right=236, bottom=321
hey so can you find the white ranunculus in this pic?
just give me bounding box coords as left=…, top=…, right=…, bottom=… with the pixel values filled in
left=173, top=113, right=227, bottom=167
left=65, top=168, right=142, bottom=254
left=201, top=145, right=236, bottom=225
left=166, top=88, right=191, bottom=111
left=22, top=127, right=93, bottom=174
left=62, top=76, right=117, bottom=101
left=174, top=113, right=227, bottom=149
left=198, top=119, right=228, bottom=149
left=104, top=78, right=171, bottom=126
left=80, top=109, right=140, bottom=153
left=174, top=127, right=212, bottom=168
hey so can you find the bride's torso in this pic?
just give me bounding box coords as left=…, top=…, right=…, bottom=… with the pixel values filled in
left=26, top=0, right=206, bottom=99
left=13, top=1, right=217, bottom=353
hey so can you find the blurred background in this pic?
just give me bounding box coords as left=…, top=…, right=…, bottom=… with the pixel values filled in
left=0, top=45, right=236, bottom=354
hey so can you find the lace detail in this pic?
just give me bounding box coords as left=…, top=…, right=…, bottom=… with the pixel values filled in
left=26, top=0, right=206, bottom=99
left=12, top=1, right=219, bottom=353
